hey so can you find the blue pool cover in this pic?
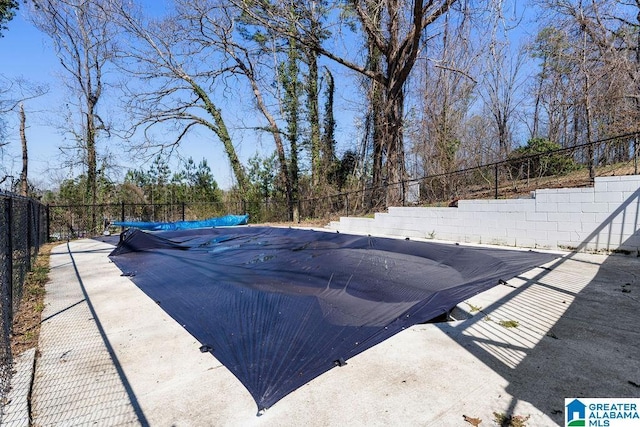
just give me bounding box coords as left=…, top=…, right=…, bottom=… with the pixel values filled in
left=111, top=214, right=248, bottom=231
left=108, top=226, right=557, bottom=411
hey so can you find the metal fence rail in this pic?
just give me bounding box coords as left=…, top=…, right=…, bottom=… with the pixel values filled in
left=48, top=201, right=256, bottom=241
left=0, top=193, right=48, bottom=410
left=295, top=133, right=640, bottom=217
left=46, top=134, right=640, bottom=240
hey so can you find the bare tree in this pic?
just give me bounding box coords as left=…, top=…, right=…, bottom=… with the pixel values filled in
left=528, top=26, right=573, bottom=143
left=237, top=0, right=460, bottom=205
left=414, top=10, right=477, bottom=200
left=112, top=1, right=250, bottom=195
left=29, top=0, right=116, bottom=228
left=320, top=66, right=337, bottom=174
left=213, top=2, right=296, bottom=215
left=0, top=77, right=10, bottom=151
left=209, top=0, right=296, bottom=215
left=360, top=0, right=385, bottom=203
left=0, top=76, right=47, bottom=192
left=534, top=0, right=640, bottom=145
left=479, top=41, right=527, bottom=158
left=19, top=102, right=27, bottom=195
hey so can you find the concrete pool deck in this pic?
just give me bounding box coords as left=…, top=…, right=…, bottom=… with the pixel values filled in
left=4, top=232, right=640, bottom=426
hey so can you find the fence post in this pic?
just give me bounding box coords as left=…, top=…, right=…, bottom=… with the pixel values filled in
left=588, top=140, right=595, bottom=180
left=33, top=201, right=40, bottom=249
left=3, top=197, right=13, bottom=327
left=46, top=204, right=51, bottom=242
left=494, top=164, right=499, bottom=199
left=119, top=202, right=125, bottom=232
left=181, top=202, right=186, bottom=221
left=635, top=134, right=638, bottom=175
left=345, top=194, right=349, bottom=218
left=39, top=203, right=42, bottom=245
left=26, top=200, right=32, bottom=269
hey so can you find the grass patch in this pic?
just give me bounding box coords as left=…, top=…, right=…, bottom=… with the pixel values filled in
left=493, top=412, right=531, bottom=427
left=34, top=301, right=46, bottom=313
left=498, top=319, right=520, bottom=328
left=465, top=302, right=482, bottom=313
left=11, top=242, right=56, bottom=356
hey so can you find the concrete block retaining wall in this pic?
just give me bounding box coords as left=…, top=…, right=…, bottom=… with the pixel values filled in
left=328, top=175, right=640, bottom=253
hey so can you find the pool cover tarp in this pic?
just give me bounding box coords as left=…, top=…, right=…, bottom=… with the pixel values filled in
left=108, top=227, right=558, bottom=411
left=111, top=214, right=248, bottom=231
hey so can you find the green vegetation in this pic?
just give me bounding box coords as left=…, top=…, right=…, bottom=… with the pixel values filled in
left=44, top=155, right=224, bottom=213
left=493, top=412, right=531, bottom=427
left=0, top=0, right=18, bottom=37
left=508, top=138, right=579, bottom=178
left=11, top=242, right=55, bottom=355
left=465, top=302, right=482, bottom=313
left=498, top=319, right=520, bottom=328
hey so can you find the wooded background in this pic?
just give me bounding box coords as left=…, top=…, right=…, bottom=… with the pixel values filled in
left=1, top=0, right=639, bottom=225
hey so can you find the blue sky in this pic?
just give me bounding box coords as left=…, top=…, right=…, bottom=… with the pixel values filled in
left=1, top=10, right=63, bottom=191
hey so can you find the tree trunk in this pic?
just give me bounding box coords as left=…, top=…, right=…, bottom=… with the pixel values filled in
left=212, top=106, right=248, bottom=193
left=380, top=0, right=407, bottom=207
left=532, top=56, right=547, bottom=139
left=366, top=10, right=384, bottom=207
left=19, top=103, right=28, bottom=196
left=384, top=85, right=406, bottom=206
left=321, top=67, right=336, bottom=176
left=582, top=31, right=595, bottom=179
left=306, top=47, right=321, bottom=188
left=241, top=59, right=293, bottom=219
left=189, top=79, right=249, bottom=194
left=284, top=35, right=300, bottom=220
left=86, top=98, right=98, bottom=232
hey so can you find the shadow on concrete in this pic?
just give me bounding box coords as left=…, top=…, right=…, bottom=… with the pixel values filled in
left=31, top=244, right=149, bottom=426
left=439, top=188, right=640, bottom=424
left=66, top=243, right=149, bottom=427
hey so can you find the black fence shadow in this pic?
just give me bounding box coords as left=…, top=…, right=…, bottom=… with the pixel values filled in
left=438, top=188, right=640, bottom=424
left=67, top=243, right=149, bottom=426
left=31, top=242, right=149, bottom=426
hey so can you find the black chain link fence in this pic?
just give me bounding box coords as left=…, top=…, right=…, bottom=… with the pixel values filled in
left=0, top=192, right=48, bottom=409
left=411, top=133, right=639, bottom=205
left=46, top=134, right=640, bottom=240
left=47, top=200, right=278, bottom=241
left=296, top=133, right=639, bottom=218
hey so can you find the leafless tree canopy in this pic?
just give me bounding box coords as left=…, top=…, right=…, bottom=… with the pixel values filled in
left=2, top=0, right=638, bottom=210
left=28, top=0, right=117, bottom=207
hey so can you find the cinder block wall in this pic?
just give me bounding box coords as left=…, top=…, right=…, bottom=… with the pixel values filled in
left=328, top=175, right=640, bottom=253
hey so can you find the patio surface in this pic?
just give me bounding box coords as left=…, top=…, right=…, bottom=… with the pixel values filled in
left=4, top=230, right=640, bottom=426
